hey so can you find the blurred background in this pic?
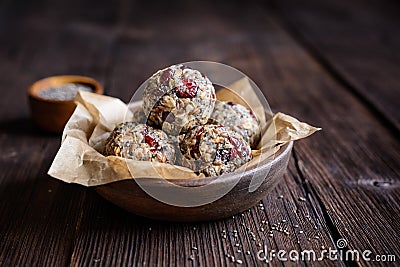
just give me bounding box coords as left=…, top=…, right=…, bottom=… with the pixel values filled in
left=1, top=0, right=398, bottom=123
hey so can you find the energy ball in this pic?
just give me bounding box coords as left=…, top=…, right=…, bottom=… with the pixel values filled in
left=180, top=125, right=252, bottom=177
left=105, top=122, right=176, bottom=164
left=210, top=101, right=260, bottom=148
left=143, top=64, right=216, bottom=135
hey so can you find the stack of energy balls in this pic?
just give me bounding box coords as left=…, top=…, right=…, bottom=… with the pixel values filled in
left=105, top=64, right=261, bottom=177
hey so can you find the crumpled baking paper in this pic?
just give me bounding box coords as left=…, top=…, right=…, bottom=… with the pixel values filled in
left=48, top=78, right=320, bottom=186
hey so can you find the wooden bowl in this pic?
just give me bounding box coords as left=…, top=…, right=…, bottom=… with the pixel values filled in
left=95, top=141, right=293, bottom=222
left=28, top=75, right=103, bottom=133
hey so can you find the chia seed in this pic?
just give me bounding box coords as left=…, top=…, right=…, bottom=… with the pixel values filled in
left=37, top=83, right=92, bottom=101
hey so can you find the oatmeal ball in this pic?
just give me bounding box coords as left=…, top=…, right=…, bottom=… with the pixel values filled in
left=180, top=125, right=252, bottom=177
left=210, top=101, right=260, bottom=148
left=105, top=122, right=176, bottom=164
left=143, top=64, right=216, bottom=135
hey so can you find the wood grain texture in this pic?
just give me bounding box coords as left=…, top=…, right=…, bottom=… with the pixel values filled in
left=0, top=0, right=399, bottom=266
left=274, top=0, right=400, bottom=132
left=0, top=0, right=115, bottom=265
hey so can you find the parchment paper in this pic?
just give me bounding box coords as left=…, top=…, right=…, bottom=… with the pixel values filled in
left=48, top=78, right=320, bottom=186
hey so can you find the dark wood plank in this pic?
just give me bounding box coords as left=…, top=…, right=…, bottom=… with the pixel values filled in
left=0, top=0, right=399, bottom=266
left=240, top=7, right=400, bottom=265
left=0, top=0, right=118, bottom=265
left=69, top=0, right=398, bottom=266
left=274, top=0, right=400, bottom=131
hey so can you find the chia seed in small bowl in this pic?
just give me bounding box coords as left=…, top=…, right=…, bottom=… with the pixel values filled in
left=28, top=75, right=103, bottom=133
left=36, top=83, right=93, bottom=101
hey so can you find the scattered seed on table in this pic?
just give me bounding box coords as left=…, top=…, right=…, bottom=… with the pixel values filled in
left=294, top=224, right=299, bottom=228
left=299, top=197, right=306, bottom=202
left=235, top=243, right=240, bottom=247
left=192, top=246, right=198, bottom=250
left=188, top=255, right=194, bottom=261
left=278, top=195, right=283, bottom=199
left=282, top=219, right=287, bottom=223
left=246, top=251, right=251, bottom=255
left=236, top=259, right=243, bottom=264
left=299, top=230, right=304, bottom=234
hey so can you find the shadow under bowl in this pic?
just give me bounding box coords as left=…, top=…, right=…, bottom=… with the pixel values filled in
left=95, top=141, right=293, bottom=222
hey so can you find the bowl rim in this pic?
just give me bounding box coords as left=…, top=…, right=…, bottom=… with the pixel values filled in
left=28, top=75, right=104, bottom=103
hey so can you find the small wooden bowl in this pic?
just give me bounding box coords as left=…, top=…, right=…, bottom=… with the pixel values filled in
left=95, top=142, right=293, bottom=222
left=28, top=75, right=103, bottom=133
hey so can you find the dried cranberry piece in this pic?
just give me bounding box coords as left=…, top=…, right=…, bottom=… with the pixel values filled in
left=190, top=126, right=204, bottom=158
left=175, top=78, right=198, bottom=98
left=162, top=111, right=175, bottom=123
left=159, top=68, right=173, bottom=85
left=144, top=135, right=157, bottom=149
left=249, top=109, right=257, bottom=120
left=141, top=126, right=158, bottom=150
left=229, top=136, right=246, bottom=158
left=141, top=126, right=148, bottom=136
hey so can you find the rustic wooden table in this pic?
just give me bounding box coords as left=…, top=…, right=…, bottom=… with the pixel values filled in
left=0, top=0, right=399, bottom=266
